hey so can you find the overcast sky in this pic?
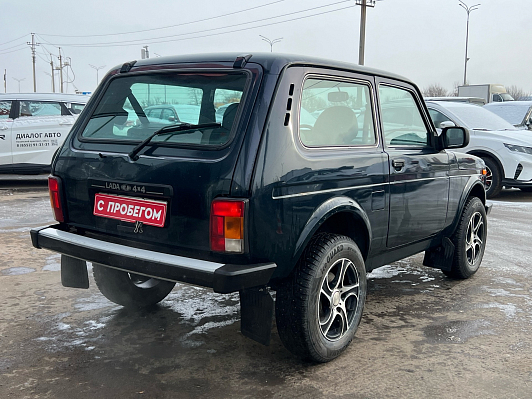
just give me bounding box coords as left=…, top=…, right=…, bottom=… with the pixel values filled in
left=1, top=0, right=530, bottom=95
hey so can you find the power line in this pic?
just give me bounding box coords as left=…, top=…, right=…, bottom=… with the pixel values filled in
left=0, top=45, right=27, bottom=56
left=0, top=34, right=30, bottom=48
left=38, top=0, right=285, bottom=38
left=36, top=0, right=352, bottom=48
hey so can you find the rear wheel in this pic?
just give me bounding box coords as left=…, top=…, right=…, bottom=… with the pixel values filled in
left=444, top=197, right=487, bottom=279
left=275, top=234, right=366, bottom=362
left=93, top=264, right=176, bottom=308
left=482, top=157, right=502, bottom=198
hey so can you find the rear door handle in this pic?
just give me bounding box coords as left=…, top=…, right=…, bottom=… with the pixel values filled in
left=392, top=159, right=405, bottom=171
left=59, top=121, right=73, bottom=126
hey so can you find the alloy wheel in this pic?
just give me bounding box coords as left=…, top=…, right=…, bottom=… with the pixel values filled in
left=318, top=258, right=361, bottom=341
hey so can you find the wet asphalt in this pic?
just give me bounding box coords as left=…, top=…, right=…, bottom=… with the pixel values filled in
left=0, top=183, right=531, bottom=398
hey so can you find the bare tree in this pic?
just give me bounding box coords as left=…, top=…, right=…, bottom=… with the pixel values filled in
left=506, top=85, right=531, bottom=101
left=423, top=84, right=449, bottom=97
left=451, top=81, right=461, bottom=97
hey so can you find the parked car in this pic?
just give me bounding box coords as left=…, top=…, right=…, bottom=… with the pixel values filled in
left=426, top=100, right=532, bottom=196
left=31, top=53, right=490, bottom=362
left=0, top=93, right=90, bottom=174
left=424, top=96, right=486, bottom=106
left=483, top=101, right=532, bottom=130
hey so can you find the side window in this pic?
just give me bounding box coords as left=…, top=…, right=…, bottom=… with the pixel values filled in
left=299, top=78, right=376, bottom=147
left=19, top=101, right=62, bottom=117
left=379, top=85, right=430, bottom=147
left=428, top=108, right=453, bottom=129
left=70, top=103, right=85, bottom=114
left=0, top=101, right=12, bottom=119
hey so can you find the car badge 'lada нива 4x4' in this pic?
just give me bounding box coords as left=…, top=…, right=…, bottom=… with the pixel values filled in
left=31, top=53, right=490, bottom=362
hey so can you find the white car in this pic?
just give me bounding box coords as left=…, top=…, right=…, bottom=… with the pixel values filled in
left=426, top=101, right=532, bottom=197
left=483, top=101, right=532, bottom=131
left=0, top=93, right=90, bottom=174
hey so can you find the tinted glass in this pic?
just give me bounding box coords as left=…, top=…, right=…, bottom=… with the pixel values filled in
left=379, top=86, right=429, bottom=147
left=80, top=72, right=248, bottom=146
left=299, top=78, right=376, bottom=147
left=0, top=101, right=11, bottom=119
left=20, top=101, right=61, bottom=117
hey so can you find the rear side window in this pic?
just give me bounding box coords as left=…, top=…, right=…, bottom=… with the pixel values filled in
left=80, top=72, right=248, bottom=147
left=299, top=78, right=376, bottom=147
left=0, top=101, right=11, bottom=119
left=20, top=101, right=62, bottom=117
left=379, top=85, right=429, bottom=147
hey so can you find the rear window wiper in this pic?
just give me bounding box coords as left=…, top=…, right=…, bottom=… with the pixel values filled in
left=128, top=122, right=220, bottom=160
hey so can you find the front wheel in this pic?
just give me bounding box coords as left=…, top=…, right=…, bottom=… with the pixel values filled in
left=93, top=264, right=176, bottom=308
left=444, top=197, right=487, bottom=279
left=482, top=157, right=502, bottom=198
left=275, top=234, right=367, bottom=362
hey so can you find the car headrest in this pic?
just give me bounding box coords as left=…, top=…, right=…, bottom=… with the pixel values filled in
left=222, top=103, right=239, bottom=130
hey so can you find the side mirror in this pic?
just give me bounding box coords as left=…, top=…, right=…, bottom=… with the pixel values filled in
left=168, top=115, right=176, bottom=122
left=439, top=120, right=456, bottom=129
left=441, top=126, right=469, bottom=149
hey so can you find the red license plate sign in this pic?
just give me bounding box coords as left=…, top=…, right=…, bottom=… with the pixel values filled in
left=94, top=193, right=167, bottom=227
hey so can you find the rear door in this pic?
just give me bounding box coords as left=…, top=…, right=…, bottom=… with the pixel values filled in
left=61, top=65, right=262, bottom=254
left=11, top=100, right=73, bottom=165
left=377, top=81, right=450, bottom=248
left=0, top=100, right=13, bottom=168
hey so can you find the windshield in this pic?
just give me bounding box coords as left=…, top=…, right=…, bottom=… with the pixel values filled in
left=80, top=71, right=247, bottom=146
left=444, top=104, right=517, bottom=131
left=484, top=104, right=530, bottom=125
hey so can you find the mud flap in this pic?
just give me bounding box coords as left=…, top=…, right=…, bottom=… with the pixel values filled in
left=423, top=237, right=455, bottom=272
left=239, top=287, right=274, bottom=346
left=61, top=255, right=89, bottom=289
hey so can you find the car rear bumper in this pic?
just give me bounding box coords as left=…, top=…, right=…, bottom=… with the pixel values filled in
left=30, top=225, right=276, bottom=294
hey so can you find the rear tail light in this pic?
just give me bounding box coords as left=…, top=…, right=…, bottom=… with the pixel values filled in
left=210, top=199, right=245, bottom=253
left=48, top=176, right=65, bottom=222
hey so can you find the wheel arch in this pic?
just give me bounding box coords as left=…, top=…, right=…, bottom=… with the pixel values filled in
left=292, top=196, right=372, bottom=266
left=467, top=150, right=504, bottom=176
left=449, top=178, right=486, bottom=236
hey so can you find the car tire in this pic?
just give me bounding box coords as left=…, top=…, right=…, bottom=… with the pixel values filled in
left=444, top=197, right=487, bottom=279
left=482, top=157, right=502, bottom=198
left=275, top=233, right=367, bottom=363
left=93, top=264, right=176, bottom=308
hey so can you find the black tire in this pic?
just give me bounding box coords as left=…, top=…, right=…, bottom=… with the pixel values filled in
left=519, top=187, right=532, bottom=193
left=93, top=264, right=176, bottom=308
left=444, top=197, right=487, bottom=279
left=482, top=157, right=502, bottom=198
left=275, top=234, right=367, bottom=363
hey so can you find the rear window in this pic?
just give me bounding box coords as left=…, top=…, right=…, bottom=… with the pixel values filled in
left=80, top=71, right=248, bottom=146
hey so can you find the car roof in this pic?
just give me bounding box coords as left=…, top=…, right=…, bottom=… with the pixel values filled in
left=113, top=52, right=413, bottom=85
left=484, top=100, right=532, bottom=107
left=0, top=93, right=91, bottom=103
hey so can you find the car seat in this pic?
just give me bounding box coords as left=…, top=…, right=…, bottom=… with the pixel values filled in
left=203, top=103, right=239, bottom=145
left=309, top=106, right=358, bottom=146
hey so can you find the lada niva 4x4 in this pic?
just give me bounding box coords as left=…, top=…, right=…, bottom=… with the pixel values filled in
left=31, top=53, right=490, bottom=362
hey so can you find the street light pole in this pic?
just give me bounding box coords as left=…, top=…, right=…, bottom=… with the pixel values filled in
left=89, top=64, right=106, bottom=86
left=13, top=77, right=25, bottom=93
left=259, top=35, right=283, bottom=52
left=459, top=1, right=480, bottom=86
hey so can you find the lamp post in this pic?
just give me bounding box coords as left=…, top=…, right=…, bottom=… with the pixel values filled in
left=259, top=35, right=283, bottom=52
left=12, top=77, right=25, bottom=93
left=459, top=1, right=480, bottom=86
left=89, top=64, right=106, bottom=86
